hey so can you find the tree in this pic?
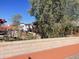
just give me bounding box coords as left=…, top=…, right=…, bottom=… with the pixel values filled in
left=30, top=0, right=78, bottom=38
left=30, top=0, right=64, bottom=38
left=61, top=0, right=79, bottom=35
left=62, top=0, right=79, bottom=20
left=12, top=14, right=22, bottom=30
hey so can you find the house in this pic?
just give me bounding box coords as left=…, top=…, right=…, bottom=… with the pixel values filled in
left=19, top=23, right=33, bottom=32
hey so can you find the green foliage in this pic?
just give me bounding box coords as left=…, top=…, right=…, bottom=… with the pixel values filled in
left=63, top=0, right=79, bottom=20
left=30, top=0, right=78, bottom=38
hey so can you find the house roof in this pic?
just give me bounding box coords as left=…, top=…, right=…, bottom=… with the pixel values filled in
left=0, top=25, right=12, bottom=30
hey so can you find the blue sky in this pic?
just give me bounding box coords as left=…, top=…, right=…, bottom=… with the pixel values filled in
left=0, top=0, right=35, bottom=24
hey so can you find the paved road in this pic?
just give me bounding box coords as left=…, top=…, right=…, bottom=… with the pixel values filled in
left=6, top=44, right=79, bottom=59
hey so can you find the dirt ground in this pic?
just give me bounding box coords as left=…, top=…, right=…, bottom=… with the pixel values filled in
left=6, top=44, right=79, bottom=59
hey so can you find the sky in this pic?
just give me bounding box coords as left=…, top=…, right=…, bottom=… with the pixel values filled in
left=0, top=0, right=35, bottom=25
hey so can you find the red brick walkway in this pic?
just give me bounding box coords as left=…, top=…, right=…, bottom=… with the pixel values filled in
left=6, top=44, right=79, bottom=59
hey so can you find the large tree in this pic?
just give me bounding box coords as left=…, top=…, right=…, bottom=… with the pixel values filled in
left=30, top=0, right=78, bottom=38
